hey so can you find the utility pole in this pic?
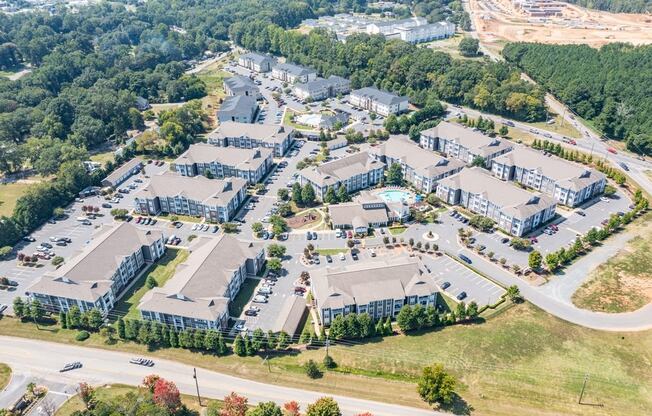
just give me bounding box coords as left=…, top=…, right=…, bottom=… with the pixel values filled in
left=193, top=368, right=202, bottom=406
left=578, top=373, right=589, bottom=404
left=325, top=338, right=330, bottom=357
left=263, top=355, right=271, bottom=372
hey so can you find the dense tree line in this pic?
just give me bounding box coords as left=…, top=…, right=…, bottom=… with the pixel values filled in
left=560, top=0, right=652, bottom=13
left=231, top=24, right=546, bottom=121
left=503, top=42, right=652, bottom=155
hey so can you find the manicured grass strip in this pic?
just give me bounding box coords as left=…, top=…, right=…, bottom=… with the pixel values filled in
left=0, top=363, right=11, bottom=391
left=112, top=248, right=189, bottom=320
left=388, top=226, right=407, bottom=235
left=315, top=248, right=348, bottom=256
left=228, top=278, right=259, bottom=317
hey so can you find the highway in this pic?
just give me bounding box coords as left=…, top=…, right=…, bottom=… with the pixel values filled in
left=0, top=336, right=442, bottom=416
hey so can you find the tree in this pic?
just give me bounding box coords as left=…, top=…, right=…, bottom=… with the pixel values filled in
left=499, top=125, right=509, bottom=137
left=306, top=397, right=341, bottom=416
left=323, top=354, right=336, bottom=369
left=292, top=182, right=303, bottom=205
left=267, top=257, right=283, bottom=273
left=13, top=297, right=25, bottom=318
left=506, top=285, right=522, bottom=303
left=117, top=318, right=126, bottom=339
left=510, top=237, right=531, bottom=251
left=277, top=331, right=290, bottom=350
left=467, top=301, right=479, bottom=319
left=252, top=222, right=263, bottom=237
left=396, top=305, right=415, bottom=332
left=222, top=223, right=238, bottom=233
left=59, top=311, right=67, bottom=329
left=153, top=378, right=181, bottom=412
left=387, top=163, right=403, bottom=186
left=324, top=187, right=337, bottom=204
left=267, top=244, right=287, bottom=258
left=233, top=334, right=246, bottom=356
left=528, top=250, right=542, bottom=270
left=248, top=401, right=283, bottom=416
left=471, top=155, right=486, bottom=167
left=78, top=382, right=96, bottom=410
left=337, top=185, right=349, bottom=203
left=417, top=363, right=457, bottom=406
left=278, top=188, right=289, bottom=201
left=28, top=299, right=45, bottom=325
left=459, top=37, right=479, bottom=57
left=304, top=359, right=322, bottom=379
left=85, top=308, right=103, bottom=331
left=51, top=256, right=64, bottom=266
left=301, top=183, right=316, bottom=206
left=283, top=401, right=301, bottom=416
left=221, top=392, right=248, bottom=416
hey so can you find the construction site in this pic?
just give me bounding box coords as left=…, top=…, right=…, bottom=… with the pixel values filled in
left=468, top=0, right=652, bottom=48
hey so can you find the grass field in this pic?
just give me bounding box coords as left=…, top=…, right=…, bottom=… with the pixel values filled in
left=526, top=114, right=582, bottom=139
left=0, top=363, right=11, bottom=391
left=572, top=217, right=652, bottom=313
left=1, top=301, right=651, bottom=415
left=424, top=35, right=482, bottom=60
left=89, top=151, right=115, bottom=165
left=55, top=384, right=209, bottom=415
left=0, top=181, right=33, bottom=217
left=228, top=278, right=259, bottom=317
left=388, top=226, right=407, bottom=235
left=112, top=248, right=188, bottom=320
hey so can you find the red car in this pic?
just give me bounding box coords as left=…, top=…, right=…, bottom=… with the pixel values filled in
left=347, top=231, right=353, bottom=238
left=607, top=147, right=617, bottom=154
left=530, top=237, right=538, bottom=244
left=294, top=286, right=306, bottom=293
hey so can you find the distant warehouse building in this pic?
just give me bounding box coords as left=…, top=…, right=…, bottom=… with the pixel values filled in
left=207, top=122, right=295, bottom=157
left=26, top=222, right=165, bottom=315
left=223, top=76, right=261, bottom=99
left=217, top=95, right=258, bottom=124
left=139, top=235, right=265, bottom=331
left=101, top=157, right=143, bottom=188
left=293, top=75, right=351, bottom=101
left=349, top=87, right=408, bottom=116
left=491, top=146, right=606, bottom=207
left=436, top=167, right=557, bottom=237
left=420, top=121, right=513, bottom=167
left=172, top=143, right=273, bottom=185
left=134, top=173, right=247, bottom=223
left=312, top=256, right=441, bottom=326
left=238, top=52, right=274, bottom=73
left=272, top=62, right=317, bottom=84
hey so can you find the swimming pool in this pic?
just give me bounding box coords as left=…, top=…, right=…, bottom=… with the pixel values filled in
left=378, top=190, right=412, bottom=203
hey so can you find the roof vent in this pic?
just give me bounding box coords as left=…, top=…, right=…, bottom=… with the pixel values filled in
left=175, top=293, right=186, bottom=301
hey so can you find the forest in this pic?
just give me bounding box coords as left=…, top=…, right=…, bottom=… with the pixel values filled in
left=503, top=42, right=652, bottom=155
left=560, top=0, right=652, bottom=13
left=231, top=23, right=545, bottom=121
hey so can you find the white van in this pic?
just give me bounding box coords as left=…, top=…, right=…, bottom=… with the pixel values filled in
left=335, top=229, right=342, bottom=238
left=258, top=286, right=272, bottom=295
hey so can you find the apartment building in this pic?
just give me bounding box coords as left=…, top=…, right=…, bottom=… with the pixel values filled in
left=172, top=143, right=273, bottom=185
left=271, top=62, right=317, bottom=84
left=133, top=173, right=247, bottom=223
left=349, top=87, right=409, bottom=116
left=329, top=191, right=409, bottom=234
left=491, top=146, right=606, bottom=207
left=293, top=75, right=351, bottom=101
left=420, top=121, right=513, bottom=167
left=207, top=122, right=295, bottom=157
left=139, top=235, right=264, bottom=331
left=238, top=52, right=274, bottom=72
left=26, top=222, right=165, bottom=315
left=436, top=167, right=557, bottom=236
left=101, top=157, right=143, bottom=188
left=390, top=21, right=455, bottom=43
left=223, top=76, right=261, bottom=99
left=217, top=95, right=259, bottom=124
left=366, top=16, right=427, bottom=35
left=299, top=151, right=384, bottom=200
left=369, top=136, right=465, bottom=193
left=312, top=256, right=440, bottom=326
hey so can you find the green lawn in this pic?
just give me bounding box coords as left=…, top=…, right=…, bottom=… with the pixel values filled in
left=0, top=181, right=33, bottom=217
left=228, top=278, right=259, bottom=317
left=112, top=248, right=188, bottom=320
left=0, top=363, right=11, bottom=391
left=315, top=248, right=348, bottom=256
left=436, top=292, right=458, bottom=313
left=89, top=151, right=115, bottom=165
left=1, top=301, right=651, bottom=415
left=282, top=109, right=315, bottom=131
left=572, top=217, right=652, bottom=313
left=388, top=226, right=407, bottom=235
left=56, top=384, right=209, bottom=415
left=524, top=114, right=582, bottom=139
left=156, top=212, right=204, bottom=224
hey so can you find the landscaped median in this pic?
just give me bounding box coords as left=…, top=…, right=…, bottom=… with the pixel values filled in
left=0, top=362, right=11, bottom=391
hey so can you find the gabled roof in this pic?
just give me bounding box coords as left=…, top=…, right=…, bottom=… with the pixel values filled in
left=299, top=151, right=382, bottom=187
left=139, top=235, right=263, bottom=321
left=218, top=95, right=258, bottom=116
left=208, top=122, right=294, bottom=144
left=294, top=75, right=350, bottom=94
left=103, top=157, right=143, bottom=184
left=421, top=121, right=513, bottom=157
left=371, top=136, right=465, bottom=178
left=240, top=52, right=273, bottom=64
left=173, top=143, right=272, bottom=172
left=274, top=62, right=316, bottom=77
left=223, top=75, right=258, bottom=92
left=351, top=87, right=408, bottom=106
left=27, top=222, right=163, bottom=302
left=438, top=167, right=556, bottom=219
left=493, top=146, right=606, bottom=191
left=135, top=172, right=247, bottom=207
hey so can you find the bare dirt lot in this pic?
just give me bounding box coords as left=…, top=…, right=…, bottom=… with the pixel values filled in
left=469, top=0, right=652, bottom=49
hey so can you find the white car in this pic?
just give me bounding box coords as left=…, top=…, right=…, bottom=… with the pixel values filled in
left=192, top=224, right=199, bottom=231
left=339, top=253, right=345, bottom=261
left=252, top=295, right=268, bottom=303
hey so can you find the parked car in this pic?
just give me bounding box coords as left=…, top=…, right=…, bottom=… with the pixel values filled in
left=253, top=295, right=268, bottom=303
left=0, top=304, right=7, bottom=315
left=244, top=309, right=257, bottom=317
left=441, top=281, right=451, bottom=290
left=577, top=210, right=586, bottom=217
left=23, top=236, right=36, bottom=242
left=258, top=286, right=272, bottom=295
left=60, top=362, right=82, bottom=372
left=351, top=252, right=359, bottom=261
left=306, top=231, right=312, bottom=240
left=457, top=292, right=467, bottom=300
left=339, top=252, right=345, bottom=261
left=129, top=358, right=154, bottom=367
left=326, top=254, right=333, bottom=263
left=458, top=254, right=472, bottom=264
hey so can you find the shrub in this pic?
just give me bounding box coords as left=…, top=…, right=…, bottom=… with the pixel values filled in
left=323, top=354, right=336, bottom=369
left=304, top=359, right=322, bottom=379
left=76, top=330, right=90, bottom=341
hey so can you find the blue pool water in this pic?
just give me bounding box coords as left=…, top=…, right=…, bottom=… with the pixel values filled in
left=378, top=190, right=412, bottom=203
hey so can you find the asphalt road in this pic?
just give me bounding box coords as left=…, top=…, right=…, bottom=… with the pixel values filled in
left=0, top=336, right=442, bottom=416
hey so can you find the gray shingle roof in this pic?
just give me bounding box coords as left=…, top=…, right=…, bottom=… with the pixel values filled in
left=208, top=122, right=294, bottom=145
left=103, top=157, right=143, bottom=185
left=299, top=151, right=382, bottom=187
left=351, top=87, right=408, bottom=106
left=173, top=143, right=272, bottom=172
left=274, top=62, right=316, bottom=77
left=240, top=52, right=273, bottom=65
left=219, top=95, right=258, bottom=116
left=422, top=121, right=513, bottom=157
left=223, top=75, right=258, bottom=93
